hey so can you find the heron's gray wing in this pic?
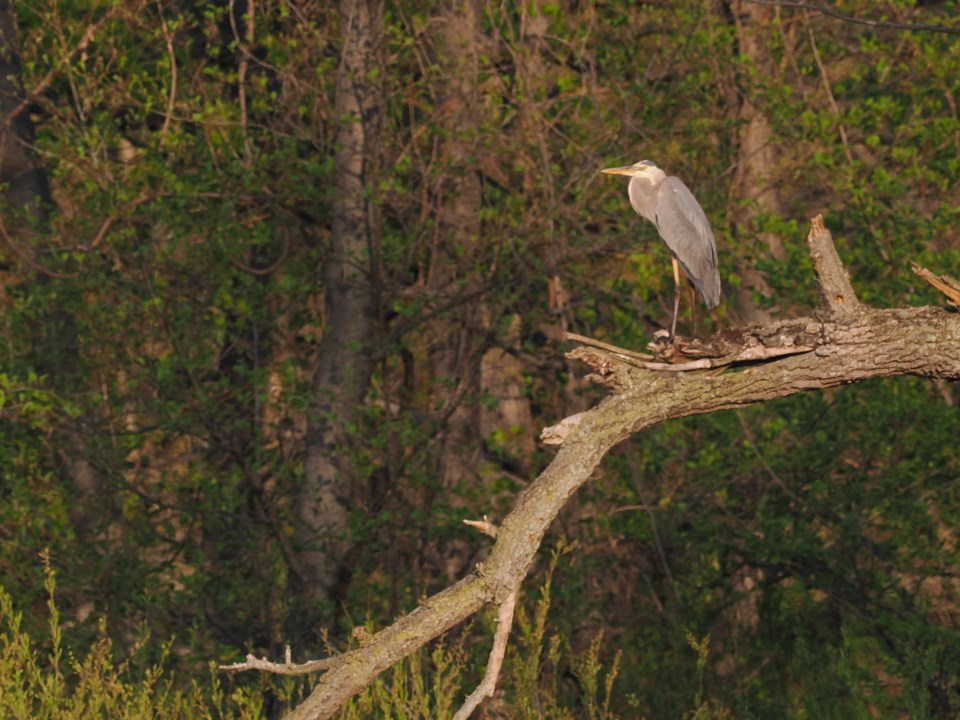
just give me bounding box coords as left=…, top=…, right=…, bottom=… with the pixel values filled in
left=654, top=177, right=721, bottom=308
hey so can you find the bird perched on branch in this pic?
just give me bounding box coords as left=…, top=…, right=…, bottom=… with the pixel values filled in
left=602, top=160, right=720, bottom=338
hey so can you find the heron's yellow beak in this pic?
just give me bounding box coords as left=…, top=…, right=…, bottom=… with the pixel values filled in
left=601, top=166, right=636, bottom=176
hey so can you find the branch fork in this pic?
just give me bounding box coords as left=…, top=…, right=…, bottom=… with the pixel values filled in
left=223, top=216, right=960, bottom=720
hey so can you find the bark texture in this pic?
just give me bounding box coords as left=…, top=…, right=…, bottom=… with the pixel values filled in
left=298, top=0, right=381, bottom=604
left=729, top=0, right=786, bottom=323
left=430, top=0, right=485, bottom=495
left=273, top=219, right=960, bottom=718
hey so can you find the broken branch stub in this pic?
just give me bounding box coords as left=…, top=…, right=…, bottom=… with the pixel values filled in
left=808, top=214, right=861, bottom=318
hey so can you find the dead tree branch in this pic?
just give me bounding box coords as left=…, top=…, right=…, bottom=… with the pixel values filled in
left=451, top=590, right=517, bottom=720
left=224, top=216, right=960, bottom=719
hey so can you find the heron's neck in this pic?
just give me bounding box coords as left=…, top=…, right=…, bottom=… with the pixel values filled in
left=628, top=177, right=659, bottom=224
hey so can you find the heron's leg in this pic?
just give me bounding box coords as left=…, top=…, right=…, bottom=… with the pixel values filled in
left=670, top=257, right=681, bottom=339
left=689, top=285, right=697, bottom=335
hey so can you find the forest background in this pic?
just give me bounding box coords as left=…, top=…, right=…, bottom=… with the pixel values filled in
left=2, top=0, right=960, bottom=717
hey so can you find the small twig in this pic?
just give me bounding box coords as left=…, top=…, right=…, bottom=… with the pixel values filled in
left=565, top=332, right=654, bottom=361
left=229, top=0, right=256, bottom=165
left=220, top=650, right=336, bottom=675
left=463, top=516, right=499, bottom=538
left=157, top=4, right=177, bottom=144
left=229, top=232, right=290, bottom=276
left=452, top=590, right=517, bottom=720
left=6, top=3, right=130, bottom=126
left=624, top=452, right=678, bottom=605
left=89, top=192, right=160, bottom=248
left=640, top=359, right=715, bottom=372
left=911, top=262, right=960, bottom=307
left=804, top=12, right=853, bottom=165
left=735, top=410, right=804, bottom=503
left=0, top=213, right=77, bottom=279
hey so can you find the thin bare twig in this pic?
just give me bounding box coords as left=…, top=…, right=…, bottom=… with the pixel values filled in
left=229, top=232, right=291, bottom=276
left=565, top=332, right=655, bottom=361
left=804, top=11, right=854, bottom=165
left=640, top=359, right=715, bottom=372
left=5, top=2, right=131, bottom=126
left=157, top=3, right=177, bottom=143
left=221, top=650, right=336, bottom=675
left=229, top=0, right=256, bottom=165
left=88, top=192, right=160, bottom=249
left=0, top=213, right=77, bottom=279
left=624, top=452, right=679, bottom=605
left=452, top=591, right=517, bottom=720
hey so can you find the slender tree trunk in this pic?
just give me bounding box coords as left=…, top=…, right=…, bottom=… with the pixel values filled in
left=430, top=0, right=484, bottom=495
left=729, top=0, right=785, bottom=324
left=399, top=0, right=488, bottom=582
left=296, top=0, right=381, bottom=607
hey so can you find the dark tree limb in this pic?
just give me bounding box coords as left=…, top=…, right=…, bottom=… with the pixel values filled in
left=224, top=217, right=960, bottom=719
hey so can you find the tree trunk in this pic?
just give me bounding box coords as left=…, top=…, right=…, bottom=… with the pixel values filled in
left=296, top=0, right=381, bottom=607
left=430, top=0, right=485, bottom=496
left=396, top=0, right=489, bottom=583
left=729, top=0, right=786, bottom=324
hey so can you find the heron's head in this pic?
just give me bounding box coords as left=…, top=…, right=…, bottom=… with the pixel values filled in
left=601, top=159, right=664, bottom=183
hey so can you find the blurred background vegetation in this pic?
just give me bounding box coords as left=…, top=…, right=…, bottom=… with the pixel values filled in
left=1, top=0, right=959, bottom=717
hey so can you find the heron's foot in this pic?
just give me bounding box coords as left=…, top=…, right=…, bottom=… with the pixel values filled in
left=649, top=328, right=676, bottom=353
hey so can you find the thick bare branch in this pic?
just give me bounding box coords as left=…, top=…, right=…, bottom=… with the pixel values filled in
left=234, top=218, right=960, bottom=719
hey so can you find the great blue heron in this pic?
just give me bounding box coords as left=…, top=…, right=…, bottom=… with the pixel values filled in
left=602, top=160, right=720, bottom=338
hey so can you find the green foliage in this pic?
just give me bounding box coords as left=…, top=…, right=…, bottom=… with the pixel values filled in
left=343, top=543, right=626, bottom=719
left=1, top=0, right=960, bottom=717
left=0, top=553, right=269, bottom=719
left=507, top=542, right=622, bottom=719
left=572, top=377, right=960, bottom=717
left=339, top=631, right=469, bottom=720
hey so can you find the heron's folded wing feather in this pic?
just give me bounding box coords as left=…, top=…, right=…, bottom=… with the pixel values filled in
left=654, top=177, right=721, bottom=308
